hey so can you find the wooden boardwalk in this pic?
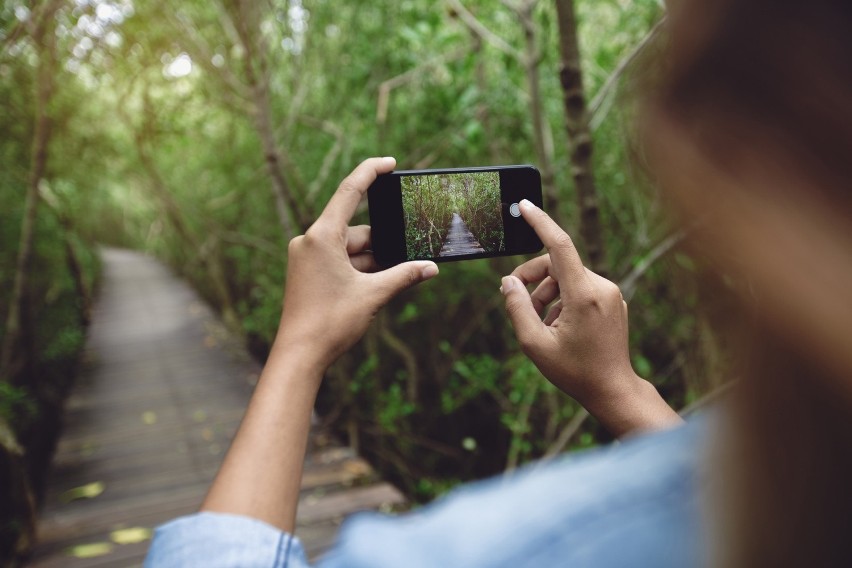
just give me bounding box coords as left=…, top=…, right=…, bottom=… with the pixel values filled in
left=29, top=249, right=404, bottom=567
left=438, top=213, right=485, bottom=257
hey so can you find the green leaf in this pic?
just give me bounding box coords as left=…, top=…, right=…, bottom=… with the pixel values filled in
left=61, top=481, right=105, bottom=503
left=110, top=526, right=153, bottom=545
left=67, top=542, right=113, bottom=558
left=633, top=354, right=653, bottom=378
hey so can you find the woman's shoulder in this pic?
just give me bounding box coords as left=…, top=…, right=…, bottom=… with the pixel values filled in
left=322, top=418, right=708, bottom=568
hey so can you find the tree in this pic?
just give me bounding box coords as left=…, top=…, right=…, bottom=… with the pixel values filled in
left=0, top=0, right=62, bottom=379
left=0, top=1, right=63, bottom=559
left=163, top=0, right=314, bottom=241
left=555, top=0, right=607, bottom=276
left=446, top=0, right=562, bottom=224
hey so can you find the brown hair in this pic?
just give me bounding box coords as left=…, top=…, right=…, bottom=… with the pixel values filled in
left=661, top=0, right=852, bottom=198
left=647, top=1, right=852, bottom=566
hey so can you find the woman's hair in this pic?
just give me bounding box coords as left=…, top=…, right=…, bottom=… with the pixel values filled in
left=647, top=1, right=852, bottom=566
left=660, top=0, right=852, bottom=200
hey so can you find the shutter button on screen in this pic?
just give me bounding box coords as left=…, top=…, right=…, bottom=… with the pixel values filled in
left=509, top=203, right=521, bottom=218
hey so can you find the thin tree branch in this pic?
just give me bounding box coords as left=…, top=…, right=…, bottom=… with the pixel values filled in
left=504, top=380, right=540, bottom=473
left=539, top=407, right=590, bottom=462
left=411, top=136, right=454, bottom=169
left=379, top=316, right=421, bottom=404
left=281, top=77, right=311, bottom=137
left=589, top=16, right=666, bottom=131
left=445, top=0, right=522, bottom=61
left=219, top=230, right=282, bottom=259
left=363, top=424, right=465, bottom=460
left=376, top=44, right=470, bottom=126
left=299, top=116, right=345, bottom=201
left=39, top=182, right=92, bottom=324
left=0, top=19, right=26, bottom=58
left=618, top=229, right=686, bottom=301
left=167, top=6, right=252, bottom=102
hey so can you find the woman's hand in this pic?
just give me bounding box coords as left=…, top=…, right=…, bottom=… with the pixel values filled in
left=275, top=157, right=438, bottom=371
left=501, top=200, right=681, bottom=437
left=203, top=158, right=437, bottom=531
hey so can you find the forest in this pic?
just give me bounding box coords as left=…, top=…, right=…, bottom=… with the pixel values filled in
left=0, top=0, right=733, bottom=562
left=402, top=171, right=502, bottom=259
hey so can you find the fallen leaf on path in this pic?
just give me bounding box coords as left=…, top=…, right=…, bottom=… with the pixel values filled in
left=67, top=542, right=113, bottom=558
left=343, top=460, right=371, bottom=477
left=60, top=481, right=105, bottom=503
left=110, top=526, right=153, bottom=545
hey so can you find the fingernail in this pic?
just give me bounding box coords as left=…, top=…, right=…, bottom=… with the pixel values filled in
left=500, top=276, right=514, bottom=294
left=422, top=264, right=438, bottom=279
left=382, top=156, right=396, bottom=162
left=519, top=199, right=535, bottom=211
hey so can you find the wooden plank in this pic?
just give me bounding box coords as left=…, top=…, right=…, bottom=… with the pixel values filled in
left=297, top=483, right=406, bottom=525
left=30, top=249, right=407, bottom=567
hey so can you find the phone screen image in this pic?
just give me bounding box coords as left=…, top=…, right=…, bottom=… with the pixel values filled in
left=402, top=171, right=504, bottom=260
left=368, top=165, right=543, bottom=266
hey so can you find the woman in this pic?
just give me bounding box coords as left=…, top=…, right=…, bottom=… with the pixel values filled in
left=146, top=0, right=852, bottom=565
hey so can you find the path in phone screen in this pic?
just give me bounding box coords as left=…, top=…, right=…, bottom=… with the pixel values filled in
left=438, top=213, right=485, bottom=257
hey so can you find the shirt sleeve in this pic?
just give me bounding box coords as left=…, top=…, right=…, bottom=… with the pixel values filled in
left=319, top=419, right=706, bottom=568
left=145, top=418, right=705, bottom=568
left=145, top=512, right=310, bottom=568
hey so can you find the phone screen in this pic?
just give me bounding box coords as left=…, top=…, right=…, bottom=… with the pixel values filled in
left=368, top=165, right=543, bottom=266
left=402, top=170, right=504, bottom=259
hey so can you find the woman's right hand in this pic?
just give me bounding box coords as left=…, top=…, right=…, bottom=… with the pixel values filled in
left=500, top=200, right=682, bottom=437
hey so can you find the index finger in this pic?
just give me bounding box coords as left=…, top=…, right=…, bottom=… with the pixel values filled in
left=518, top=199, right=587, bottom=286
left=316, top=157, right=396, bottom=230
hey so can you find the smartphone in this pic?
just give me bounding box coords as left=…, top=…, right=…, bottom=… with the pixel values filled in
left=368, top=165, right=544, bottom=266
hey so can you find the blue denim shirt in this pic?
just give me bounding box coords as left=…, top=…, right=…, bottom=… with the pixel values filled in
left=146, top=419, right=706, bottom=567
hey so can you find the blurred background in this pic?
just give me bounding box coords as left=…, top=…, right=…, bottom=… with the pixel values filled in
left=0, top=0, right=733, bottom=563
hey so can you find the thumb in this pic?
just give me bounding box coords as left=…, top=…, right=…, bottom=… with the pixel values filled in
left=373, top=261, right=439, bottom=301
left=501, top=276, right=545, bottom=351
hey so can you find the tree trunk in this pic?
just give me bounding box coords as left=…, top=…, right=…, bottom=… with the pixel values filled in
left=0, top=419, right=37, bottom=563
left=555, top=0, right=608, bottom=277
left=233, top=0, right=312, bottom=240
left=516, top=1, right=560, bottom=224
left=0, top=2, right=61, bottom=561
left=0, top=2, right=58, bottom=380
left=470, top=33, right=500, bottom=163
left=253, top=86, right=302, bottom=240
left=39, top=186, right=92, bottom=326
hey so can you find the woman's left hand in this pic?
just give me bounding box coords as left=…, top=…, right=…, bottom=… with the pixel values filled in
left=274, top=157, right=439, bottom=371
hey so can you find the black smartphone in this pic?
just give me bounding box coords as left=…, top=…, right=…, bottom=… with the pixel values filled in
left=368, top=165, right=544, bottom=266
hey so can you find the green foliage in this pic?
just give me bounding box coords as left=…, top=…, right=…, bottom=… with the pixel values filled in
left=0, top=383, right=37, bottom=428
left=1, top=0, right=725, bottom=509
left=376, top=381, right=417, bottom=434
left=402, top=175, right=453, bottom=259
left=443, top=353, right=502, bottom=413
left=1, top=6, right=104, bottom=557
